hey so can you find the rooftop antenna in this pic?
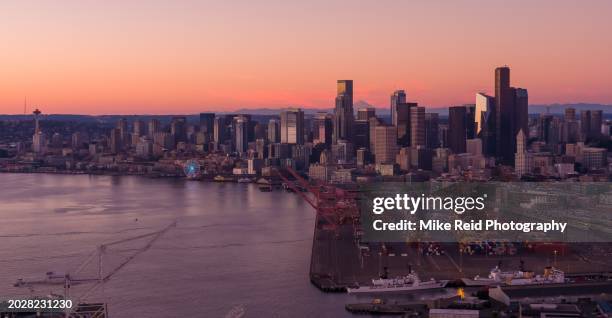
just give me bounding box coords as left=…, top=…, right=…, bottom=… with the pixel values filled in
left=23, top=97, right=27, bottom=115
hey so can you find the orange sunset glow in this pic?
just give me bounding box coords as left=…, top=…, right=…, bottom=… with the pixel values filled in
left=1, top=0, right=612, bottom=114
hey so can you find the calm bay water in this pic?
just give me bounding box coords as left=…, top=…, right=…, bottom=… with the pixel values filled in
left=0, top=173, right=362, bottom=317
left=0, top=173, right=454, bottom=317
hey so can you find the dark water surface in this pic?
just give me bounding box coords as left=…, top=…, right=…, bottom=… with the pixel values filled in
left=0, top=173, right=368, bottom=317
left=0, top=173, right=454, bottom=317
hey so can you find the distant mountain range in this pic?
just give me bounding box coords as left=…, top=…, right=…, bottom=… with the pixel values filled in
left=233, top=103, right=612, bottom=116
left=1, top=103, right=610, bottom=121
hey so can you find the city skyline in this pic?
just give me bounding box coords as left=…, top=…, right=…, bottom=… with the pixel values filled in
left=2, top=0, right=612, bottom=115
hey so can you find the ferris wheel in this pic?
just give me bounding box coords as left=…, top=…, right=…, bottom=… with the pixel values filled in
left=183, top=159, right=201, bottom=179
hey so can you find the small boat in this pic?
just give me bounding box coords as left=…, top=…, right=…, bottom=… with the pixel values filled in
left=237, top=177, right=253, bottom=183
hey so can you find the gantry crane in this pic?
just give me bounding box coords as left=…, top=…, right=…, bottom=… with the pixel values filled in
left=275, top=167, right=360, bottom=232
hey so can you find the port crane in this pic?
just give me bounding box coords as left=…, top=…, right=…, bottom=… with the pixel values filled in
left=275, top=167, right=360, bottom=232
left=13, top=220, right=176, bottom=314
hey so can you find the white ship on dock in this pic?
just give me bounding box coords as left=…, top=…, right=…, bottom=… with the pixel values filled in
left=462, top=266, right=566, bottom=287
left=347, top=271, right=448, bottom=294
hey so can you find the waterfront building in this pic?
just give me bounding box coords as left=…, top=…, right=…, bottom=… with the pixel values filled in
left=331, top=169, right=353, bottom=184
left=247, top=158, right=264, bottom=175
left=308, top=163, right=331, bottom=182
left=136, top=137, right=153, bottom=159
left=153, top=132, right=175, bottom=156
left=582, top=147, right=607, bottom=170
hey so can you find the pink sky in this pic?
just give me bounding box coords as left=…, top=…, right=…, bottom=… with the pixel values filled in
left=1, top=0, right=612, bottom=114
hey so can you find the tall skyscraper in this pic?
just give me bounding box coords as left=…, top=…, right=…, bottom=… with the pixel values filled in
left=171, top=116, right=187, bottom=142
left=564, top=108, right=576, bottom=121
left=448, top=106, right=467, bottom=154
left=374, top=125, right=398, bottom=164
left=214, top=116, right=232, bottom=144
left=148, top=119, right=161, bottom=138
left=133, top=120, right=145, bottom=136
left=464, top=104, right=476, bottom=139
left=475, top=93, right=495, bottom=155
left=313, top=112, right=333, bottom=147
left=199, top=113, right=215, bottom=136
left=424, top=113, right=439, bottom=149
left=390, top=90, right=407, bottom=126
left=590, top=110, right=603, bottom=138
left=267, top=118, right=280, bottom=143
left=410, top=106, right=425, bottom=147
left=234, top=116, right=248, bottom=154
left=395, top=102, right=417, bottom=146
left=280, top=108, right=305, bottom=144
left=514, top=88, right=529, bottom=142
left=333, top=80, right=354, bottom=144
left=117, top=118, right=130, bottom=148
left=353, top=120, right=370, bottom=150
left=495, top=66, right=513, bottom=162
left=494, top=66, right=528, bottom=164
left=369, top=116, right=383, bottom=152
left=537, top=114, right=553, bottom=143
left=110, top=128, right=122, bottom=154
